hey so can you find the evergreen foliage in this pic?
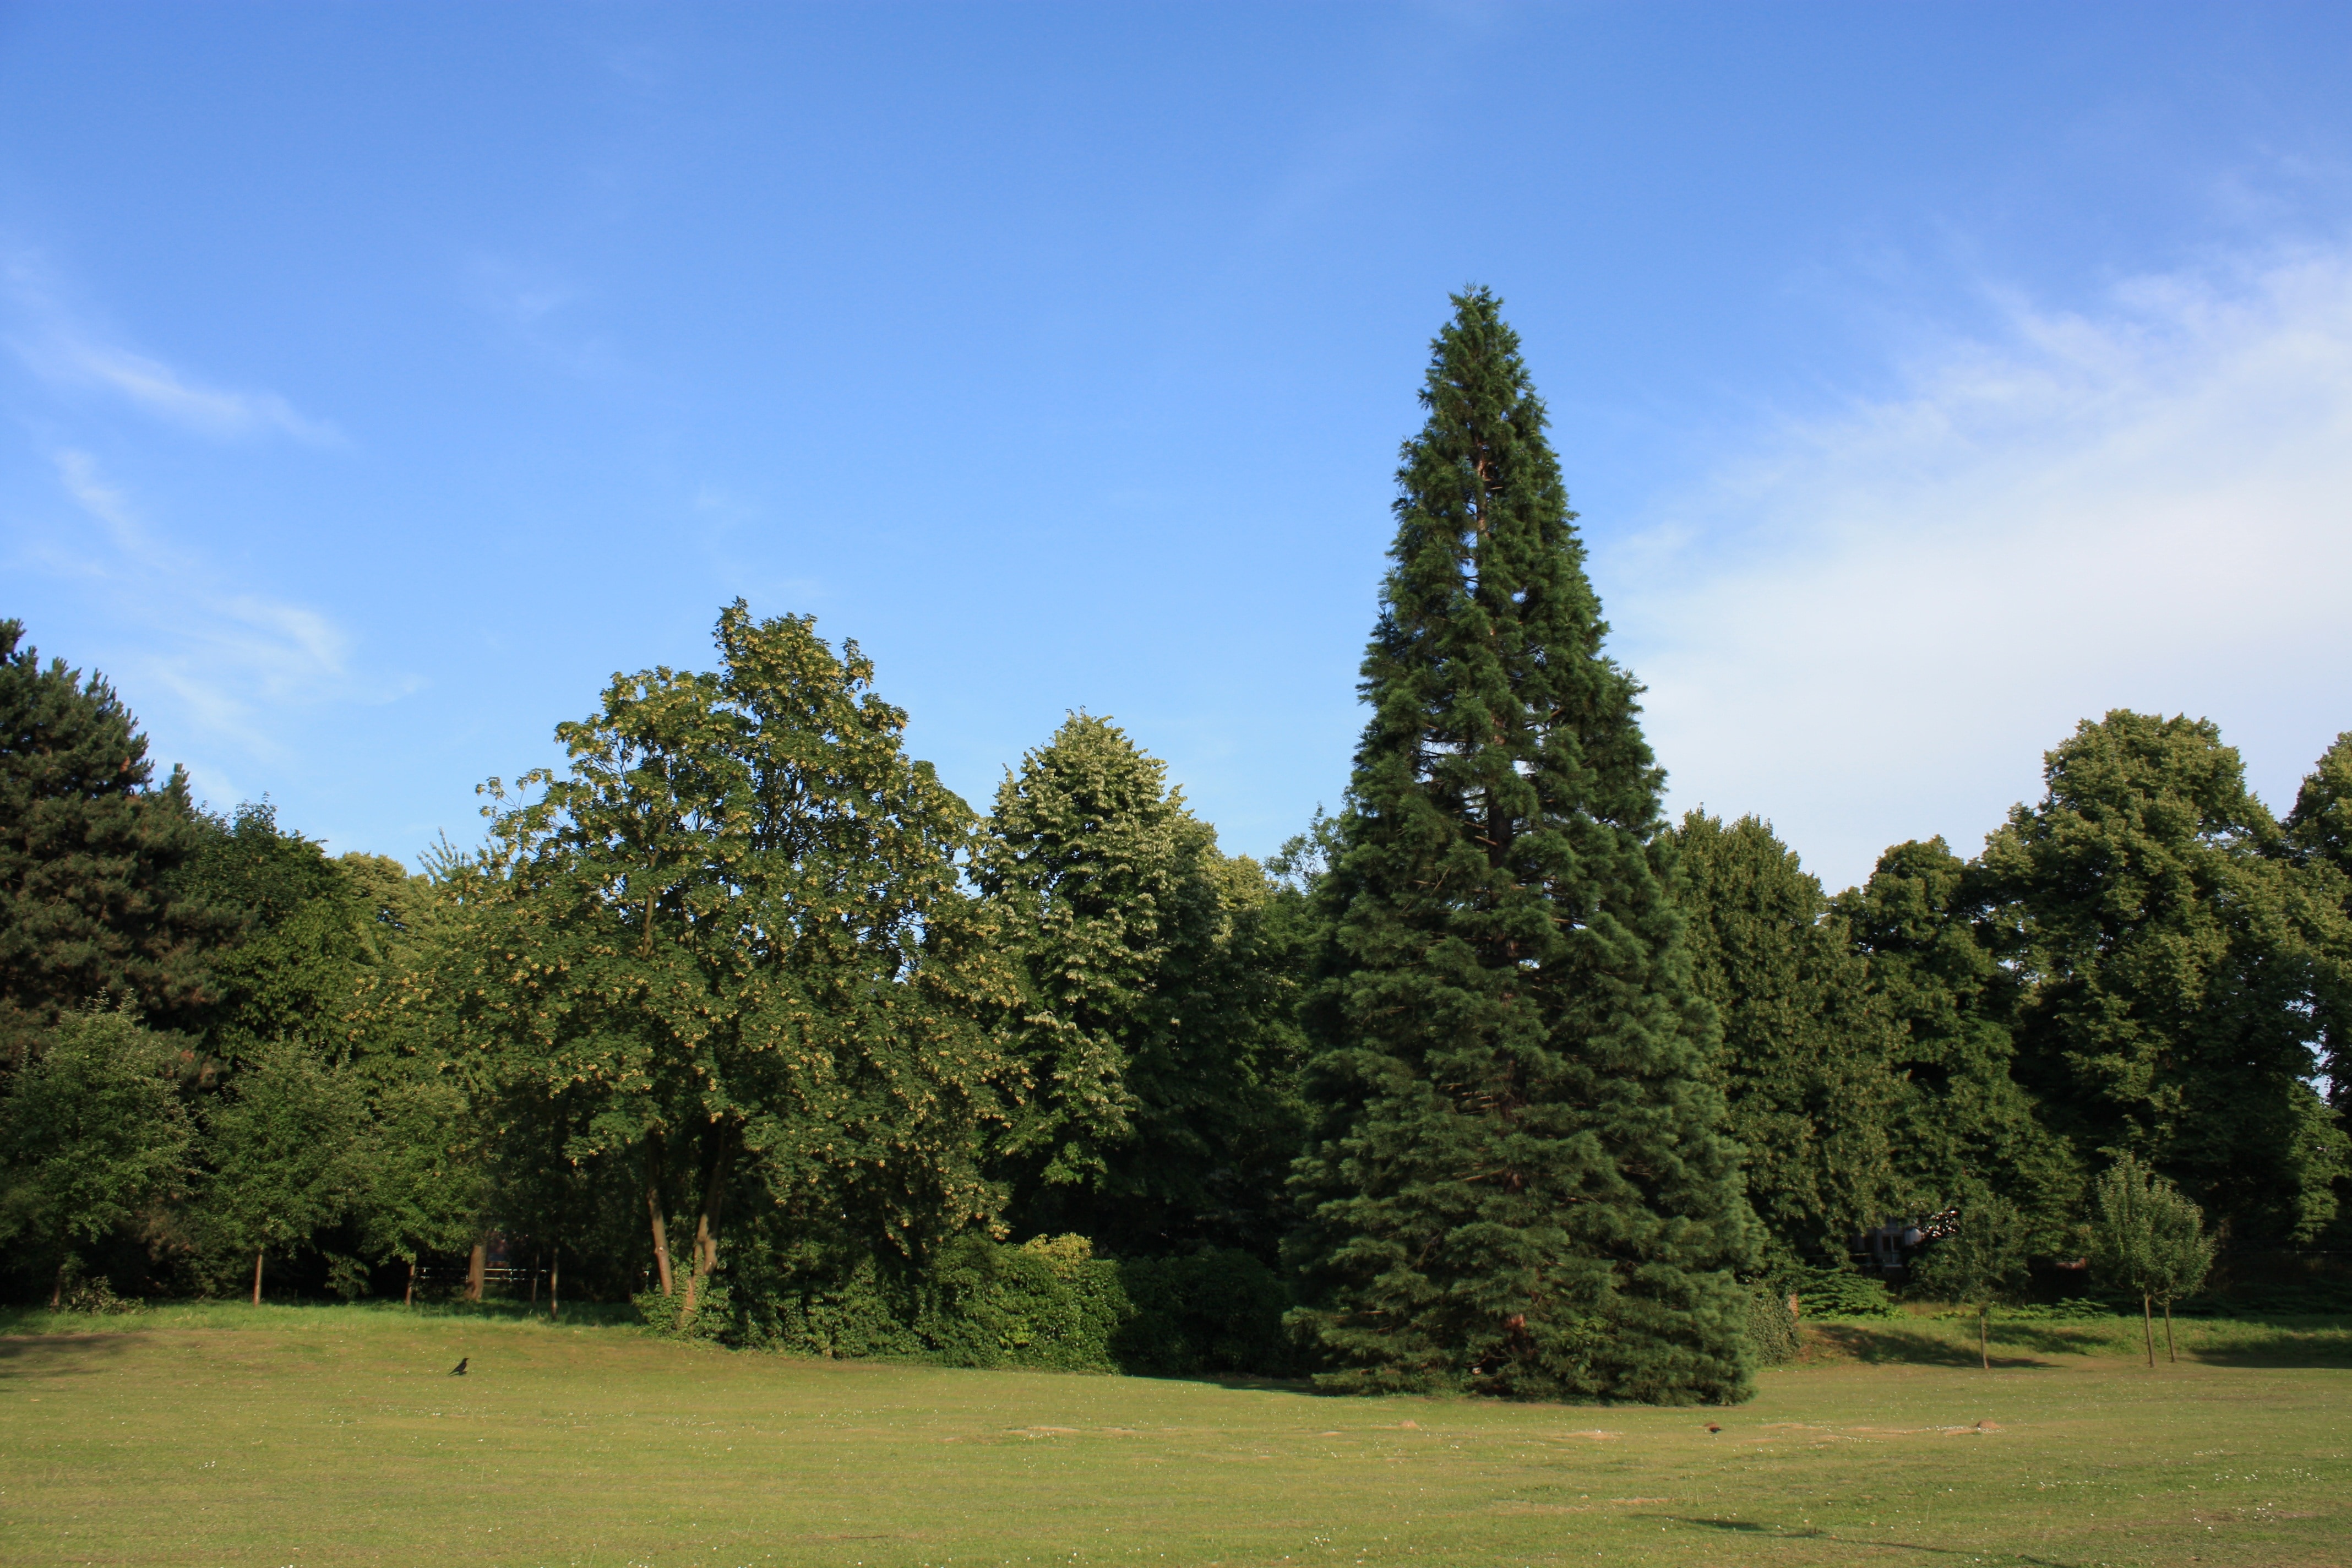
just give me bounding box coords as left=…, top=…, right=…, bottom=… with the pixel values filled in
left=1979, top=712, right=2349, bottom=1246
left=1285, top=289, right=1756, bottom=1403
left=6, top=300, right=2347, bottom=1390
left=0, top=619, right=222, bottom=1068
left=976, top=714, right=1299, bottom=1255
left=1668, top=811, right=1902, bottom=1264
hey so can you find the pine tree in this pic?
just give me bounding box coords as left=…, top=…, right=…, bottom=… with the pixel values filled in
left=1286, top=289, right=1756, bottom=1403
left=0, top=620, right=221, bottom=1068
left=1981, top=712, right=2348, bottom=1246
left=1668, top=812, right=1902, bottom=1265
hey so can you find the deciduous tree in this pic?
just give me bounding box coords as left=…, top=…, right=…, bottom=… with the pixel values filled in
left=445, top=602, right=1012, bottom=1321
left=1668, top=812, right=1902, bottom=1264
left=2088, top=1153, right=2215, bottom=1367
left=0, top=1005, right=194, bottom=1305
left=1834, top=839, right=2081, bottom=1249
left=1909, top=1190, right=2029, bottom=1370
left=1980, top=713, right=2348, bottom=1246
left=976, top=714, right=1294, bottom=1254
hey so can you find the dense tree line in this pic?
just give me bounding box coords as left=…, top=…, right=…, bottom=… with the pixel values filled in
left=4, top=293, right=2346, bottom=1402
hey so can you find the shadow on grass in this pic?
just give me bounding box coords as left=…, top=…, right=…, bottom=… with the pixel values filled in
left=2187, top=1326, right=2352, bottom=1369
left=0, top=1329, right=148, bottom=1379
left=1658, top=1516, right=2090, bottom=1565
left=1804, top=1325, right=2057, bottom=1369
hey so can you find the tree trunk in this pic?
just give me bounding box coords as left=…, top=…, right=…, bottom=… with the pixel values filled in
left=680, top=1126, right=734, bottom=1325
left=646, top=1136, right=674, bottom=1297
left=51, top=1260, right=67, bottom=1311
left=550, top=1245, right=559, bottom=1321
left=529, top=1250, right=539, bottom=1306
left=404, top=1259, right=416, bottom=1308
left=1978, top=1307, right=1988, bottom=1371
left=647, top=1188, right=674, bottom=1296
left=2142, top=1293, right=2155, bottom=1368
left=466, top=1240, right=487, bottom=1303
left=252, top=1250, right=265, bottom=1308
left=2163, top=1299, right=2176, bottom=1363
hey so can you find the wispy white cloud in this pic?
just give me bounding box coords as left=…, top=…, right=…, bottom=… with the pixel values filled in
left=39, top=338, right=342, bottom=443
left=3, top=249, right=342, bottom=443
left=1607, top=246, right=2352, bottom=891
left=41, top=448, right=357, bottom=764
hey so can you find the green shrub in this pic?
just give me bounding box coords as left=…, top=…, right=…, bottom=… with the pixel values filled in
left=716, top=1235, right=1294, bottom=1376
left=1744, top=1286, right=1800, bottom=1365
left=2003, top=1297, right=2116, bottom=1322
left=1113, top=1249, right=1295, bottom=1376
left=634, top=1283, right=733, bottom=1341
left=1784, top=1265, right=1899, bottom=1320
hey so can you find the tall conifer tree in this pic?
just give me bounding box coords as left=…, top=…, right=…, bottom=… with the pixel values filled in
left=0, top=620, right=221, bottom=1068
left=1286, top=290, right=1756, bottom=1403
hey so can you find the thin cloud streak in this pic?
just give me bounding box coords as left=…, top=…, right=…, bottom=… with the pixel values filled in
left=3, top=249, right=342, bottom=444
left=43, top=448, right=357, bottom=765
left=1608, top=247, right=2352, bottom=892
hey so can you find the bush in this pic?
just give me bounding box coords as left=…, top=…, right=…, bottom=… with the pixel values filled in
left=716, top=1235, right=1294, bottom=1376
left=1744, top=1286, right=1799, bottom=1365
left=634, top=1283, right=733, bottom=1341
left=55, top=1264, right=142, bottom=1316
left=1113, top=1249, right=1295, bottom=1376
left=1783, top=1264, right=1899, bottom=1320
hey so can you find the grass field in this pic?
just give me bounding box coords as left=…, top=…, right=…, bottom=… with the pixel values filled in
left=4, top=1303, right=2347, bottom=1567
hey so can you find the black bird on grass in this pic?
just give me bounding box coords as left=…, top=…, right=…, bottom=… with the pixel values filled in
left=449, top=1357, right=469, bottom=1377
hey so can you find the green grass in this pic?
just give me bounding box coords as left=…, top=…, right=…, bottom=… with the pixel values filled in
left=3, top=1302, right=2347, bottom=1567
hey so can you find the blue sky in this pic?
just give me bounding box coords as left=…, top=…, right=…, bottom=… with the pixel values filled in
left=6, top=2, right=2351, bottom=891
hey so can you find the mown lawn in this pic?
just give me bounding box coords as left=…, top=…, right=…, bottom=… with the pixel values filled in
left=2, top=1302, right=2346, bottom=1567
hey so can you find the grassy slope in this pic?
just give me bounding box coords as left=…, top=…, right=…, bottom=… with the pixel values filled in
left=2, top=1304, right=2345, bottom=1567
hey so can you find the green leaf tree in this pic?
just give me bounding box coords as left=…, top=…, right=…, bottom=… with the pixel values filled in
left=2089, top=1153, right=2216, bottom=1367
left=0, top=620, right=224, bottom=1070
left=200, top=1039, right=366, bottom=1304
left=1980, top=713, right=2350, bottom=1246
left=2283, top=733, right=2352, bottom=1150
left=1833, top=839, right=2082, bottom=1250
left=976, top=714, right=1296, bottom=1254
left=175, top=803, right=387, bottom=1066
left=1668, top=812, right=1903, bottom=1265
left=443, top=602, right=1010, bottom=1322
left=352, top=1060, right=488, bottom=1305
left=1284, top=289, right=1757, bottom=1403
left=0, top=1005, right=194, bottom=1306
left=1908, top=1191, right=2029, bottom=1371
